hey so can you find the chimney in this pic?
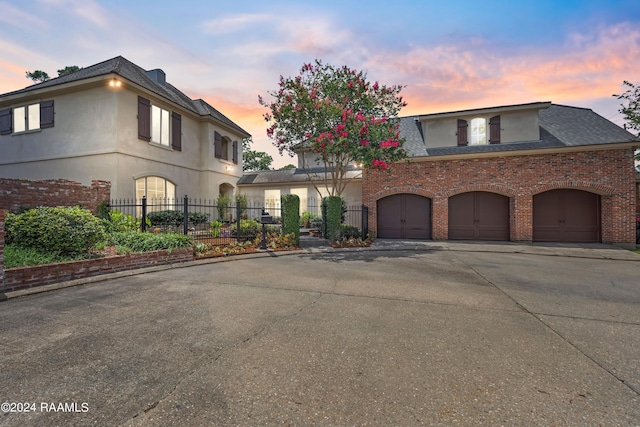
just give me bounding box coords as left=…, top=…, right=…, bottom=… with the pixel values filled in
left=146, top=69, right=166, bottom=86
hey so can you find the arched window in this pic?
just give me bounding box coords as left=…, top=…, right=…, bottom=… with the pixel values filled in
left=135, top=176, right=176, bottom=201
left=470, top=118, right=487, bottom=145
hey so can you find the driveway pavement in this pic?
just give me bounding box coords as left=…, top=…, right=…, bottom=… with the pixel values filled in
left=1, top=242, right=639, bottom=426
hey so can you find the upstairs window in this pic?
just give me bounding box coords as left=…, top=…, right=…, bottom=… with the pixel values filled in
left=470, top=118, right=487, bottom=145
left=0, top=101, right=54, bottom=135
left=456, top=115, right=501, bottom=146
left=214, top=131, right=239, bottom=164
left=137, top=96, right=181, bottom=151
left=152, top=105, right=170, bottom=146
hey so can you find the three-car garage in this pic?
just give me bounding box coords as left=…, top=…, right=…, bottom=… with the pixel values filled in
left=376, top=189, right=602, bottom=243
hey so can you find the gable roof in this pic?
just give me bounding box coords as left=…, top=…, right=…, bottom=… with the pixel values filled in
left=0, top=56, right=250, bottom=137
left=402, top=103, right=639, bottom=157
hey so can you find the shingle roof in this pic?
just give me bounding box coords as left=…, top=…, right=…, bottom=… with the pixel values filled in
left=238, top=166, right=362, bottom=185
left=401, top=103, right=639, bottom=158
left=0, top=56, right=250, bottom=137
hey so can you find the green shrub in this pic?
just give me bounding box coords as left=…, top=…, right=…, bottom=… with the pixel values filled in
left=106, top=231, right=192, bottom=253
left=147, top=210, right=209, bottom=228
left=230, top=219, right=261, bottom=237
left=281, top=194, right=300, bottom=245
left=217, top=194, right=231, bottom=221
left=324, top=196, right=343, bottom=242
left=6, top=206, right=106, bottom=256
left=235, top=193, right=248, bottom=218
left=340, top=224, right=361, bottom=240
left=310, top=216, right=323, bottom=229
left=210, top=220, right=223, bottom=238
left=105, top=210, right=143, bottom=232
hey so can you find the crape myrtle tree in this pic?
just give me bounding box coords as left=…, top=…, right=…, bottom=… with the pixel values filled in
left=259, top=60, right=408, bottom=197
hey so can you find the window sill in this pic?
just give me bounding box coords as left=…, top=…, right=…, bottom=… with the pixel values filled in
left=12, top=129, right=42, bottom=136
left=149, top=141, right=174, bottom=151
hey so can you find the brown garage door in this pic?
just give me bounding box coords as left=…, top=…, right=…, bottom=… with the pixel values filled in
left=448, top=192, right=510, bottom=240
left=533, top=189, right=601, bottom=242
left=377, top=194, right=431, bottom=239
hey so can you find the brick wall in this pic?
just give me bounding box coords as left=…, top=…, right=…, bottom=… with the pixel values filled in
left=363, top=148, right=637, bottom=245
left=4, top=248, right=194, bottom=293
left=0, top=178, right=111, bottom=214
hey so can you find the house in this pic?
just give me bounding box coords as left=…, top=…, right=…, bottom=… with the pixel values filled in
left=238, top=150, right=363, bottom=215
left=0, top=56, right=250, bottom=202
left=363, top=102, right=639, bottom=247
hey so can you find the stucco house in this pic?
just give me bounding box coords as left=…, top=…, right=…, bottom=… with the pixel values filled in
left=364, top=102, right=639, bottom=247
left=0, top=56, right=250, bottom=202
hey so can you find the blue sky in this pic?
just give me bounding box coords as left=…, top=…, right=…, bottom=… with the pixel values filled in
left=1, top=0, right=639, bottom=167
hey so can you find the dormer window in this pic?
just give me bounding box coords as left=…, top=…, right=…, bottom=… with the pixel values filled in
left=470, top=118, right=486, bottom=145
left=457, top=115, right=501, bottom=146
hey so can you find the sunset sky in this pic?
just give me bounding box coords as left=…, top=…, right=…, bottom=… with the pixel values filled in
left=1, top=0, right=639, bottom=167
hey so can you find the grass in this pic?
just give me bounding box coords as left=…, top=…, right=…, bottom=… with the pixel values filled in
left=4, top=245, right=83, bottom=269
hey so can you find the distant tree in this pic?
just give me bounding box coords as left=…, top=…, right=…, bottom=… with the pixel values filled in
left=242, top=137, right=273, bottom=171
left=57, top=66, right=81, bottom=77
left=614, top=80, right=640, bottom=162
left=25, top=70, right=50, bottom=83
left=280, top=164, right=296, bottom=170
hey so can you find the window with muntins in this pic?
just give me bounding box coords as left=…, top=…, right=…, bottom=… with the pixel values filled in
left=469, top=118, right=487, bottom=145
left=151, top=105, right=170, bottom=146
left=136, top=176, right=176, bottom=201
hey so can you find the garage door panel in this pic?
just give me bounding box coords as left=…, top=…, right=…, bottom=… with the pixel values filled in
left=533, top=189, right=600, bottom=243
left=377, top=196, right=403, bottom=239
left=449, top=192, right=510, bottom=241
left=377, top=194, right=431, bottom=239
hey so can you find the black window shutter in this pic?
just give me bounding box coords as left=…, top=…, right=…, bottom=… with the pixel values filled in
left=214, top=131, right=222, bottom=158
left=138, top=96, right=151, bottom=141
left=489, top=115, right=501, bottom=144
left=457, top=119, right=468, bottom=146
left=171, top=112, right=182, bottom=151
left=40, top=100, right=54, bottom=128
left=0, top=108, right=12, bottom=135
left=232, top=140, right=238, bottom=164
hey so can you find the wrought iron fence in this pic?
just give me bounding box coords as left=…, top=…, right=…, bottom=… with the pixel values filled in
left=107, top=196, right=369, bottom=245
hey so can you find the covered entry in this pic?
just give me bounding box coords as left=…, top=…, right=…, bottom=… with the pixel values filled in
left=533, top=189, right=601, bottom=242
left=377, top=194, right=431, bottom=239
left=448, top=192, right=510, bottom=240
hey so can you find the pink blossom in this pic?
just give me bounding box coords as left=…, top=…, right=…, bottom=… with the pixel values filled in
left=266, top=127, right=274, bottom=137
left=348, top=81, right=354, bottom=88
left=359, top=125, right=368, bottom=136
left=360, top=139, right=370, bottom=146
left=372, top=159, right=390, bottom=170
left=373, top=81, right=379, bottom=90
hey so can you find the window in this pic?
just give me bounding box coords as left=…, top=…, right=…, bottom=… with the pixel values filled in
left=0, top=101, right=54, bottom=135
left=152, top=105, right=170, bottom=146
left=470, top=118, right=487, bottom=145
left=457, top=115, right=500, bottom=146
left=214, top=131, right=238, bottom=164
left=137, top=96, right=181, bottom=150
left=264, top=189, right=281, bottom=212
left=290, top=188, right=308, bottom=213
left=136, top=176, right=176, bottom=201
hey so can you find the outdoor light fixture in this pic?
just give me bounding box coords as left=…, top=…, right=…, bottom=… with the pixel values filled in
left=109, top=78, right=121, bottom=87
left=226, top=165, right=233, bottom=172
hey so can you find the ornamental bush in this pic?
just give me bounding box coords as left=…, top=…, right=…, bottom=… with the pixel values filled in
left=6, top=206, right=106, bottom=256
left=229, top=219, right=261, bottom=237
left=281, top=194, right=300, bottom=245
left=324, top=196, right=343, bottom=242
left=147, top=210, right=210, bottom=228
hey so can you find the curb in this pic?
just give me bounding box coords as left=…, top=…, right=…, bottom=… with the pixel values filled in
left=4, top=242, right=639, bottom=300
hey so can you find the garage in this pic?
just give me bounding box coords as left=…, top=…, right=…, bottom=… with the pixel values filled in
left=377, top=194, right=431, bottom=239
left=448, top=192, right=510, bottom=240
left=533, top=189, right=601, bottom=242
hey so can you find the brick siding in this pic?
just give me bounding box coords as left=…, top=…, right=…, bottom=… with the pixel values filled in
left=0, top=178, right=111, bottom=214
left=363, top=148, right=637, bottom=245
left=4, top=248, right=194, bottom=293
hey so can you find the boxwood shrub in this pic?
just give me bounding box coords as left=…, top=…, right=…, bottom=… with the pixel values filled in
left=6, top=206, right=106, bottom=256
left=281, top=194, right=300, bottom=245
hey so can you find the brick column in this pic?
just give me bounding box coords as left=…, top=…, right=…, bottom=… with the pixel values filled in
left=1, top=209, right=6, bottom=301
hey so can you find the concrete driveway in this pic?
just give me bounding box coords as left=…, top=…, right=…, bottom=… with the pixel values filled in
left=1, top=244, right=639, bottom=426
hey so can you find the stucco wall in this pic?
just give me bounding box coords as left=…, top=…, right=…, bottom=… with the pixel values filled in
left=363, top=148, right=637, bottom=245
left=421, top=109, right=541, bottom=148
left=0, top=81, right=245, bottom=200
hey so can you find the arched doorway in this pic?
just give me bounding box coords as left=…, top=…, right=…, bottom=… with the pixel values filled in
left=448, top=192, right=510, bottom=240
